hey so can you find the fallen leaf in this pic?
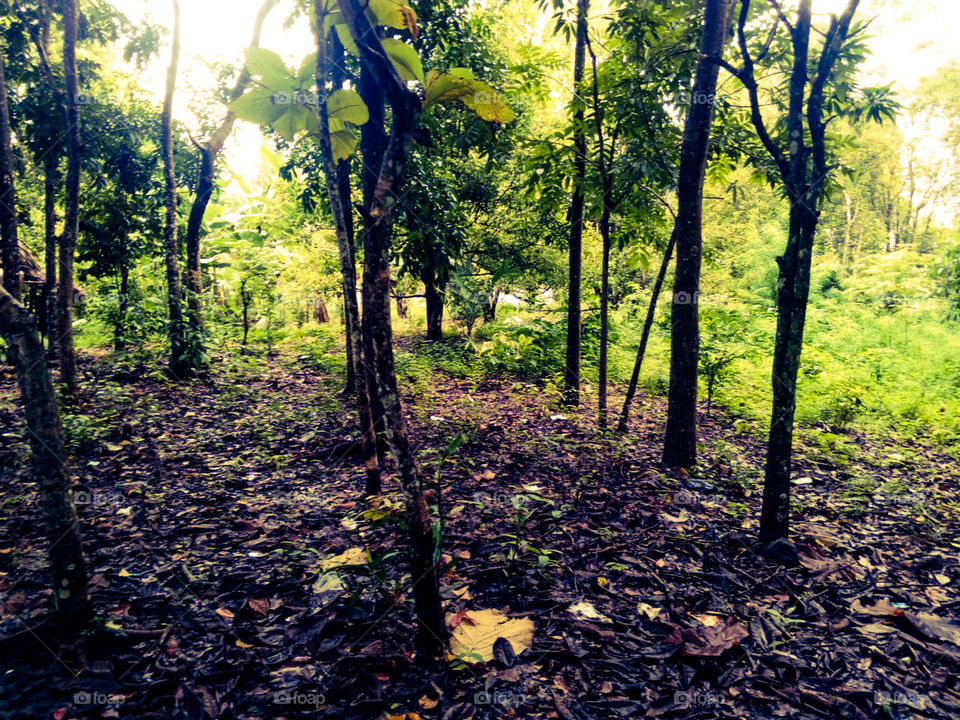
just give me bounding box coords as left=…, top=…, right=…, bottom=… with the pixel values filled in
left=448, top=609, right=534, bottom=663
left=666, top=617, right=749, bottom=657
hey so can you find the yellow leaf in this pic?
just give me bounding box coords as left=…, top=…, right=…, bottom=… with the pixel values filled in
left=320, top=547, right=367, bottom=571
left=215, top=606, right=235, bottom=620
left=118, top=568, right=131, bottom=578
left=448, top=609, right=534, bottom=663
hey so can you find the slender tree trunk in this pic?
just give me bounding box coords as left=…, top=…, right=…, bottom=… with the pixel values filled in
left=358, top=56, right=390, bottom=464
left=661, top=0, right=731, bottom=468
left=598, top=202, right=611, bottom=428
left=618, top=234, right=676, bottom=432
left=59, top=0, right=81, bottom=400
left=116, top=263, right=129, bottom=350
left=337, top=156, right=358, bottom=395
left=0, top=54, right=20, bottom=301
left=161, top=0, right=187, bottom=378
left=563, top=0, right=589, bottom=407
left=0, top=287, right=90, bottom=630
left=339, top=0, right=445, bottom=656
left=44, top=158, right=59, bottom=362
left=312, top=4, right=380, bottom=495
left=483, top=289, right=498, bottom=322
left=423, top=269, right=443, bottom=341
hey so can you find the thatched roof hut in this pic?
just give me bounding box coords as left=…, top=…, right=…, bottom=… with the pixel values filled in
left=0, top=240, right=86, bottom=303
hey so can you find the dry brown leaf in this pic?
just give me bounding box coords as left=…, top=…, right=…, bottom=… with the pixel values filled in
left=448, top=609, right=534, bottom=663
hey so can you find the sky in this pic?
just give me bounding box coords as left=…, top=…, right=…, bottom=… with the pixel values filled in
left=108, top=0, right=960, bottom=189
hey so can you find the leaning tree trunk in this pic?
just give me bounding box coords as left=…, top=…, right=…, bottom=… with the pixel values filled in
left=597, top=201, right=612, bottom=428
left=0, top=54, right=21, bottom=301
left=618, top=233, right=676, bottom=432
left=0, top=287, right=90, bottom=630
left=58, top=0, right=81, bottom=400
left=339, top=0, right=446, bottom=657
left=44, top=157, right=59, bottom=361
left=661, top=0, right=731, bottom=468
left=312, top=3, right=380, bottom=495
left=563, top=0, right=589, bottom=407
left=183, top=0, right=277, bottom=335
left=161, top=0, right=187, bottom=378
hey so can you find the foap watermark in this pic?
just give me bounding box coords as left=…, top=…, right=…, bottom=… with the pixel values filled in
left=274, top=690, right=325, bottom=709
left=474, top=689, right=527, bottom=709
left=875, top=690, right=923, bottom=706
left=72, top=490, right=123, bottom=506
left=675, top=690, right=720, bottom=708
left=874, top=491, right=925, bottom=506
left=672, top=489, right=701, bottom=508
left=272, top=91, right=320, bottom=107
left=473, top=491, right=520, bottom=507
left=75, top=91, right=125, bottom=106
left=73, top=691, right=126, bottom=707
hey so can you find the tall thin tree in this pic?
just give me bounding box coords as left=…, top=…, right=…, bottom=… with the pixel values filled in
left=160, top=0, right=187, bottom=378
left=58, top=0, right=81, bottom=399
left=661, top=0, right=732, bottom=468
left=0, top=53, right=21, bottom=301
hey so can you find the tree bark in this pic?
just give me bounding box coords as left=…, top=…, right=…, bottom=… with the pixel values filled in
left=358, top=50, right=390, bottom=464
left=161, top=0, right=187, bottom=378
left=338, top=0, right=446, bottom=657
left=563, top=0, right=589, bottom=407
left=59, top=0, right=81, bottom=400
left=0, top=54, right=21, bottom=301
left=0, top=286, right=90, bottom=630
left=661, top=0, right=731, bottom=468
left=618, top=234, right=676, bottom=432
left=312, top=4, right=380, bottom=496
left=423, top=269, right=443, bottom=341
left=44, top=157, right=58, bottom=362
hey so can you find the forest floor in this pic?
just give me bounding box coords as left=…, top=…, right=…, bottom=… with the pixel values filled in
left=2, top=335, right=960, bottom=720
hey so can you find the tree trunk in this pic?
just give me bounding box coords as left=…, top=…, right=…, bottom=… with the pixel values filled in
left=161, top=0, right=187, bottom=378
left=598, top=202, right=611, bottom=428
left=618, top=234, right=676, bottom=432
left=115, top=263, right=130, bottom=350
left=59, top=0, right=81, bottom=400
left=0, top=286, right=90, bottom=630
left=563, top=0, right=589, bottom=407
left=312, top=5, right=380, bottom=496
left=423, top=269, right=443, bottom=341
left=0, top=54, right=20, bottom=301
left=338, top=0, right=445, bottom=657
left=44, top=157, right=59, bottom=362
left=661, top=0, right=731, bottom=468
left=358, top=53, right=390, bottom=465
left=483, top=289, right=498, bottom=322
left=314, top=296, right=330, bottom=323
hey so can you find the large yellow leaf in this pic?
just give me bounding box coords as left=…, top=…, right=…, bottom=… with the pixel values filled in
left=448, top=608, right=534, bottom=663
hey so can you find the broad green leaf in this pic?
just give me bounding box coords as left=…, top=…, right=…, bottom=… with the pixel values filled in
left=244, top=47, right=295, bottom=90
left=369, top=0, right=419, bottom=37
left=424, top=73, right=476, bottom=108
left=298, top=52, right=318, bottom=85
left=333, top=22, right=359, bottom=56
left=328, top=89, right=369, bottom=125
left=229, top=86, right=288, bottom=125
left=273, top=104, right=316, bottom=142
left=331, top=129, right=358, bottom=161
left=461, top=80, right=515, bottom=123
left=382, top=38, right=424, bottom=85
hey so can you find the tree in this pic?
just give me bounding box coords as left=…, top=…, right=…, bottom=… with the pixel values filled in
left=0, top=53, right=20, bottom=301
left=661, top=0, right=733, bottom=467
left=160, top=0, right=187, bottom=378
left=0, top=287, right=89, bottom=632
left=58, top=0, right=81, bottom=399
left=310, top=1, right=381, bottom=495
left=715, top=0, right=894, bottom=540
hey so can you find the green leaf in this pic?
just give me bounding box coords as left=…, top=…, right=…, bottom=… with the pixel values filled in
left=244, top=47, right=295, bottom=90
left=298, top=52, right=318, bottom=85
left=333, top=22, right=359, bottom=56
left=273, top=104, right=317, bottom=142
left=229, top=86, right=288, bottom=125
left=461, top=79, right=515, bottom=123
left=331, top=129, right=358, bottom=162
left=368, top=0, right=419, bottom=36
left=424, top=72, right=476, bottom=108
left=382, top=38, right=424, bottom=85
left=328, top=89, right=369, bottom=125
